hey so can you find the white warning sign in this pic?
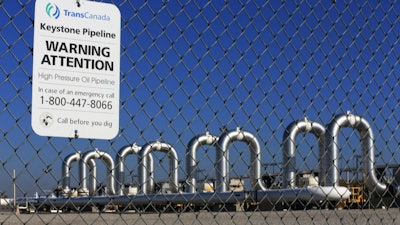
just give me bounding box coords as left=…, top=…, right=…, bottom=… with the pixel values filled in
left=32, top=0, right=121, bottom=139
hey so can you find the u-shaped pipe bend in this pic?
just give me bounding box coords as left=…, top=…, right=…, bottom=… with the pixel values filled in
left=138, top=141, right=179, bottom=194
left=116, top=144, right=154, bottom=195
left=282, top=118, right=325, bottom=188
left=216, top=128, right=267, bottom=193
left=79, top=149, right=116, bottom=196
left=186, top=132, right=219, bottom=193
left=325, top=113, right=389, bottom=195
left=62, top=152, right=96, bottom=197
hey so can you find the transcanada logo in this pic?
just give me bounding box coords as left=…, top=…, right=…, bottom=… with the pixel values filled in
left=45, top=2, right=111, bottom=21
left=46, top=3, right=60, bottom=19
left=64, top=9, right=111, bottom=21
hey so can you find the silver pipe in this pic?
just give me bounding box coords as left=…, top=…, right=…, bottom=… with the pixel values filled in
left=216, top=128, right=267, bottom=192
left=35, top=187, right=352, bottom=209
left=282, top=118, right=325, bottom=188
left=256, top=186, right=351, bottom=204
left=138, top=141, right=179, bottom=194
left=186, top=132, right=219, bottom=193
left=61, top=152, right=96, bottom=197
left=79, top=149, right=116, bottom=196
left=87, top=159, right=97, bottom=196
left=325, top=112, right=387, bottom=194
left=116, top=144, right=154, bottom=195
left=35, top=192, right=246, bottom=208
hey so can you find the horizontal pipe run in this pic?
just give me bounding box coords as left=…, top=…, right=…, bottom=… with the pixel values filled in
left=34, top=192, right=246, bottom=208
left=256, top=186, right=351, bottom=204
left=32, top=186, right=350, bottom=209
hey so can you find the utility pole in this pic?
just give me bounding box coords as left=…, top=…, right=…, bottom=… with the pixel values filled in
left=13, top=169, right=19, bottom=214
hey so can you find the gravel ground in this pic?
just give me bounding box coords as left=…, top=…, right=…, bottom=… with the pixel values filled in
left=0, top=208, right=399, bottom=225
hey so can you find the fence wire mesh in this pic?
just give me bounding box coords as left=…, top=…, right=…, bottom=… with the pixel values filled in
left=1, top=0, right=400, bottom=224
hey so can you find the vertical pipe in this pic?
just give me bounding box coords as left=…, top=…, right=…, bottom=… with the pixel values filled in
left=62, top=152, right=79, bottom=195
left=281, top=118, right=325, bottom=188
left=186, top=132, right=219, bottom=193
left=216, top=128, right=267, bottom=193
left=138, top=141, right=179, bottom=194
left=87, top=160, right=97, bottom=196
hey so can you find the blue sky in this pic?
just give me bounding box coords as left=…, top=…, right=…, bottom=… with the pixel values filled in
left=0, top=0, right=399, bottom=196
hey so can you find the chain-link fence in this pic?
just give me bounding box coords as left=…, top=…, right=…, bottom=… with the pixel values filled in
left=1, top=0, right=400, bottom=224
